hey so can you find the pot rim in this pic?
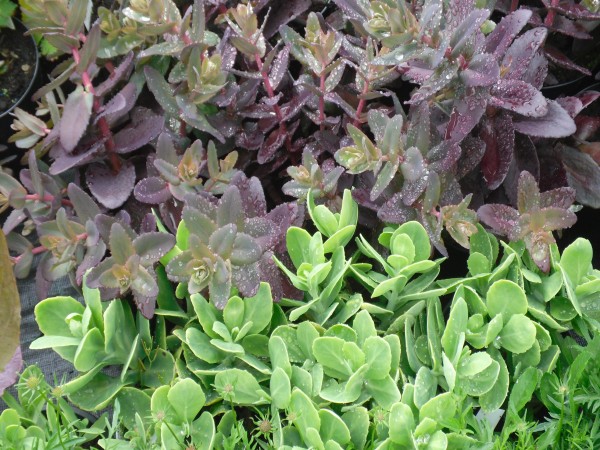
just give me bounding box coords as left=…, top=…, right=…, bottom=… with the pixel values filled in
left=0, top=18, right=40, bottom=119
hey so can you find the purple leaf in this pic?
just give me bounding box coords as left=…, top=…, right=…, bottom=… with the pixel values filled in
left=133, top=232, right=176, bottom=265
left=556, top=96, right=584, bottom=118
left=133, top=291, right=156, bottom=319
left=490, top=80, right=547, bottom=117
left=67, top=183, right=101, bottom=223
left=461, top=54, right=500, bottom=87
left=0, top=347, right=22, bottom=396
left=456, top=136, right=486, bottom=179
left=484, top=9, right=532, bottom=57
left=86, top=161, right=136, bottom=209
left=428, top=141, right=462, bottom=173
left=540, top=0, right=600, bottom=20
left=95, top=52, right=134, bottom=97
left=445, top=0, right=476, bottom=32
left=478, top=204, right=520, bottom=236
left=259, top=253, right=302, bottom=302
left=49, top=139, right=105, bottom=175
left=76, top=241, right=106, bottom=285
left=548, top=16, right=591, bottom=39
left=540, top=186, right=576, bottom=209
left=536, top=207, right=577, bottom=231
left=134, top=177, right=171, bottom=204
left=503, top=28, right=547, bottom=81
left=561, top=144, right=600, bottom=208
left=450, top=9, right=490, bottom=55
left=378, top=193, right=418, bottom=224
left=512, top=100, right=577, bottom=137
left=232, top=263, right=260, bottom=298
left=60, top=86, right=94, bottom=153
left=445, top=94, right=486, bottom=143
left=113, top=109, right=164, bottom=154
left=544, top=46, right=592, bottom=76
left=521, top=52, right=548, bottom=90
left=264, top=0, right=310, bottom=38
left=504, top=135, right=539, bottom=205
left=269, top=45, right=290, bottom=90
left=258, top=128, right=287, bottom=164
left=331, top=0, right=367, bottom=21
left=230, top=173, right=267, bottom=218
left=517, top=170, right=541, bottom=212
left=479, top=112, right=515, bottom=190
left=96, top=83, right=138, bottom=125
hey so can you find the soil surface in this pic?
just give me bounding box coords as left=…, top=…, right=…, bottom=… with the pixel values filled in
left=0, top=24, right=37, bottom=113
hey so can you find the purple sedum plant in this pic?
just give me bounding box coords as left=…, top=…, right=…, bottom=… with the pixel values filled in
left=4, top=0, right=600, bottom=311
left=479, top=171, right=577, bottom=272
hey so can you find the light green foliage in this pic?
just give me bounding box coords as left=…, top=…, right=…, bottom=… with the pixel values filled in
left=25, top=189, right=600, bottom=449
left=31, top=280, right=175, bottom=411
left=0, top=0, right=16, bottom=29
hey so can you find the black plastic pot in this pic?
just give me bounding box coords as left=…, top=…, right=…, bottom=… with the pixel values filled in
left=0, top=19, right=40, bottom=118
left=0, top=19, right=40, bottom=169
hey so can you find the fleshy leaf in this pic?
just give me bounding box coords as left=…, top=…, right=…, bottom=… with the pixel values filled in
left=86, top=160, right=136, bottom=209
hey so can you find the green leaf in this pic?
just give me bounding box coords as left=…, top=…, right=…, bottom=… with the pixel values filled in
left=68, top=372, right=125, bottom=411
left=468, top=252, right=490, bottom=275
left=223, top=296, right=244, bottom=331
left=560, top=238, right=592, bottom=286
left=115, top=388, right=151, bottom=431
left=151, top=385, right=178, bottom=424
left=366, top=375, right=401, bottom=409
left=243, top=283, right=273, bottom=334
left=190, top=294, right=220, bottom=338
left=312, top=337, right=352, bottom=379
left=271, top=367, right=291, bottom=409
left=139, top=349, right=175, bottom=388
left=214, top=369, right=268, bottom=405
left=319, top=409, right=351, bottom=446
left=66, top=0, right=88, bottom=35
left=395, top=221, right=431, bottom=262
left=269, top=335, right=292, bottom=376
left=441, top=296, right=467, bottom=362
left=104, top=301, right=137, bottom=364
left=414, top=366, right=437, bottom=409
left=486, top=280, right=527, bottom=322
left=73, top=328, right=105, bottom=372
left=191, top=412, right=216, bottom=450
left=286, top=227, right=313, bottom=269
left=352, top=310, right=377, bottom=347
left=186, top=328, right=223, bottom=363
left=479, top=349, right=509, bottom=412
left=289, top=388, right=321, bottom=443
left=420, top=392, right=456, bottom=424
left=168, top=378, right=205, bottom=423
left=341, top=407, right=369, bottom=450
left=389, top=402, right=415, bottom=446
left=363, top=337, right=391, bottom=380
left=508, top=366, right=540, bottom=414
left=498, top=314, right=536, bottom=354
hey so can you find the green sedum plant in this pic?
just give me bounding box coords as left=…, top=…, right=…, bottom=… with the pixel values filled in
left=27, top=189, right=600, bottom=449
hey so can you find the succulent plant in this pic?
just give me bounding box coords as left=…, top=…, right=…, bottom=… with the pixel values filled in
left=478, top=170, right=577, bottom=272
left=165, top=173, right=300, bottom=309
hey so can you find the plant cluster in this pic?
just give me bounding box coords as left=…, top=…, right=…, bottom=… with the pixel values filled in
left=2, top=0, right=600, bottom=321
left=17, top=192, right=600, bottom=449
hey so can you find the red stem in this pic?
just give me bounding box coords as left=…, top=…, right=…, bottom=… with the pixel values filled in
left=319, top=69, right=326, bottom=132
left=25, top=193, right=73, bottom=208
left=254, top=53, right=293, bottom=152
left=510, top=0, right=519, bottom=12
left=352, top=78, right=370, bottom=128
left=544, top=0, right=558, bottom=27
left=72, top=47, right=121, bottom=173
